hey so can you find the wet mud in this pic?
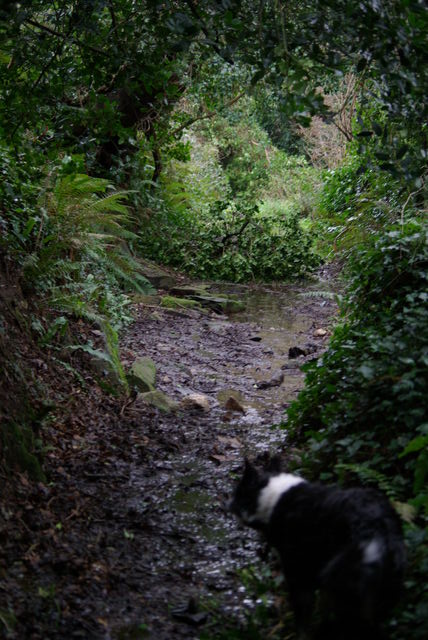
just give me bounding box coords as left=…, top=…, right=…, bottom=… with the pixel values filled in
left=0, top=267, right=338, bottom=639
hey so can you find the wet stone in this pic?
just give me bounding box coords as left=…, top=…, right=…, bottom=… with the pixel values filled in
left=127, top=356, right=157, bottom=392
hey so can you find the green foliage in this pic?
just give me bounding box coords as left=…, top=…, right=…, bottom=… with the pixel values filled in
left=201, top=98, right=284, bottom=201
left=0, top=141, right=44, bottom=254
left=287, top=222, right=428, bottom=637
left=142, top=197, right=320, bottom=283
left=139, top=97, right=322, bottom=283
left=0, top=1, right=198, bottom=180
left=161, top=133, right=231, bottom=214
left=253, top=84, right=306, bottom=156
left=261, top=153, right=322, bottom=206
left=16, top=170, right=152, bottom=304
left=0, top=160, right=149, bottom=394
left=309, top=151, right=417, bottom=258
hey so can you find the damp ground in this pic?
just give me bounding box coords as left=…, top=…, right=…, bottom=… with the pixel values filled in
left=0, top=266, right=339, bottom=640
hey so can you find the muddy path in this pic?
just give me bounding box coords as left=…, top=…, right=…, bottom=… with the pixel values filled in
left=0, top=267, right=338, bottom=640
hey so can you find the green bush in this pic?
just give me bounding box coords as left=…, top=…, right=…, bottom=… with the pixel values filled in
left=314, top=157, right=406, bottom=256
left=139, top=105, right=323, bottom=284
left=0, top=141, right=44, bottom=256
left=141, top=198, right=320, bottom=282
left=287, top=221, right=428, bottom=638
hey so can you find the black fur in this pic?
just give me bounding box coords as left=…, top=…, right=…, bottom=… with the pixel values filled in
left=230, top=459, right=406, bottom=639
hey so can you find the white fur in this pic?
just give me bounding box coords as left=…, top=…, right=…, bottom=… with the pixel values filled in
left=252, top=473, right=306, bottom=524
left=363, top=538, right=383, bottom=564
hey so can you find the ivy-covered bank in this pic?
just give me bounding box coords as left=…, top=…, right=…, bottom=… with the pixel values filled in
left=288, top=222, right=428, bottom=638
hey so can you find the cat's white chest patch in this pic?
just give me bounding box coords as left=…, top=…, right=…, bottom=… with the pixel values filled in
left=255, top=474, right=306, bottom=524
left=363, top=538, right=383, bottom=564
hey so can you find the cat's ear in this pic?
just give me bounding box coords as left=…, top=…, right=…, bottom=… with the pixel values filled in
left=267, top=455, right=282, bottom=474
left=243, top=458, right=259, bottom=482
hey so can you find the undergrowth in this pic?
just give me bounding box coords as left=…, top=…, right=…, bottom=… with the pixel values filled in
left=287, top=221, right=428, bottom=639
left=200, top=564, right=290, bottom=640
left=0, top=151, right=154, bottom=473
left=138, top=99, right=323, bottom=283
left=141, top=197, right=320, bottom=282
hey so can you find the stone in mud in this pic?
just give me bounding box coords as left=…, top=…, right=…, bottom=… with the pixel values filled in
left=136, top=259, right=177, bottom=290
left=281, top=362, right=300, bottom=370
left=288, top=346, right=307, bottom=359
left=288, top=342, right=318, bottom=358
left=304, top=342, right=318, bottom=354
left=127, top=357, right=156, bottom=392
left=257, top=371, right=284, bottom=389
left=189, top=294, right=245, bottom=314
left=89, top=356, right=124, bottom=388
left=313, top=327, right=328, bottom=337
left=180, top=393, right=211, bottom=412
left=224, top=396, right=246, bottom=413
left=131, top=293, right=161, bottom=305
left=171, top=598, right=208, bottom=626
left=219, top=297, right=245, bottom=313
left=170, top=284, right=210, bottom=297
left=137, top=390, right=178, bottom=413
left=161, top=296, right=201, bottom=310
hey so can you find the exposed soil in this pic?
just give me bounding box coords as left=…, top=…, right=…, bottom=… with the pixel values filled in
left=0, top=266, right=339, bottom=640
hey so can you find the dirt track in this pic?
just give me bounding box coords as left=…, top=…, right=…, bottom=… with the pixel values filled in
left=0, top=268, right=338, bottom=639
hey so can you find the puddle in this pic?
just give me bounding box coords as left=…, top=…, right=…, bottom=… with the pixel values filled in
left=171, top=489, right=211, bottom=514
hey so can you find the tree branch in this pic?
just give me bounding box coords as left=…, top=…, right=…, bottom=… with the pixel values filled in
left=221, top=218, right=251, bottom=247
left=25, top=18, right=109, bottom=57
left=171, top=91, right=245, bottom=137
left=184, top=0, right=233, bottom=63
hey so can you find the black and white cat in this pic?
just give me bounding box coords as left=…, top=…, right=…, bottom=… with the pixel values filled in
left=230, top=458, right=406, bottom=639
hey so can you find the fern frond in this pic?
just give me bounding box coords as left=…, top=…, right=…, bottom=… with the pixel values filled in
left=100, top=319, right=129, bottom=391
left=335, top=463, right=398, bottom=499
left=298, top=290, right=339, bottom=300
left=55, top=173, right=109, bottom=199
left=88, top=191, right=133, bottom=215
left=106, top=251, right=155, bottom=293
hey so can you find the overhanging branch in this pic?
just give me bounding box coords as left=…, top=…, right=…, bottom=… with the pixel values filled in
left=25, top=18, right=109, bottom=57
left=171, top=91, right=245, bottom=137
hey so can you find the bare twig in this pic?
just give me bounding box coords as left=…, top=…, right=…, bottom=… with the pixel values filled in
left=170, top=91, right=245, bottom=137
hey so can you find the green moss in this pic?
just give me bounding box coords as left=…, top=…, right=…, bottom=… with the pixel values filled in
left=161, top=296, right=201, bottom=310
left=127, top=357, right=157, bottom=392
left=1, top=421, right=45, bottom=481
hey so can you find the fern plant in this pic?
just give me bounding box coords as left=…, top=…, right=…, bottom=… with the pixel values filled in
left=25, top=172, right=154, bottom=296
left=23, top=173, right=155, bottom=393
left=39, top=173, right=132, bottom=259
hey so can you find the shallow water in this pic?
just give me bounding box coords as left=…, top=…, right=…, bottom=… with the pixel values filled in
left=118, top=273, right=338, bottom=638
left=210, top=283, right=334, bottom=419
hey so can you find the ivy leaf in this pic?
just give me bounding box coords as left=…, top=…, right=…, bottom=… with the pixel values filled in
left=400, top=434, right=428, bottom=458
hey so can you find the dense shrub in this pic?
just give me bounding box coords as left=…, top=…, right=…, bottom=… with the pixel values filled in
left=138, top=102, right=323, bottom=283
left=0, top=142, right=44, bottom=256
left=287, top=221, right=428, bottom=638
left=314, top=156, right=405, bottom=256
left=141, top=198, right=320, bottom=282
